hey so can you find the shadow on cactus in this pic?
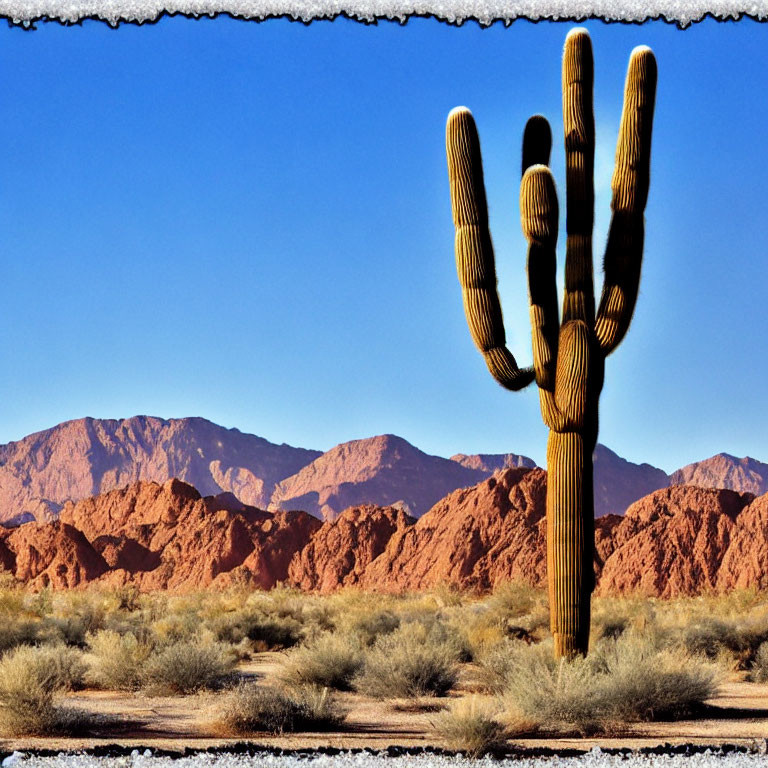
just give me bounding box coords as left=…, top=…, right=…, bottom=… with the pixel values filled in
left=445, top=28, right=657, bottom=659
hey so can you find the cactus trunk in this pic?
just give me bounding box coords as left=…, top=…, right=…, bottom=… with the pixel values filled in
left=546, top=429, right=595, bottom=657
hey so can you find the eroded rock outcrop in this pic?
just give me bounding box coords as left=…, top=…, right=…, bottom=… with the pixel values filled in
left=358, top=468, right=549, bottom=591
left=5, top=521, right=108, bottom=589
left=288, top=505, right=414, bottom=592
left=2, top=478, right=320, bottom=590
left=595, top=486, right=751, bottom=597
left=4, top=466, right=768, bottom=596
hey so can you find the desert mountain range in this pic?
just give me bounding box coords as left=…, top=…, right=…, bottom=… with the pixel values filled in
left=2, top=415, right=765, bottom=527
left=2, top=468, right=767, bottom=597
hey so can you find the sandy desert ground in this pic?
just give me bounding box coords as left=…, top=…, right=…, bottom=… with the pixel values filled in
left=4, top=653, right=768, bottom=755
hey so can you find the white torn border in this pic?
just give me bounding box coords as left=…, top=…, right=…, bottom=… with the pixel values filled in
left=0, top=0, right=763, bottom=29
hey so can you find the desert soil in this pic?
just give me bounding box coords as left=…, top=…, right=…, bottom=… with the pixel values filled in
left=3, top=653, right=768, bottom=754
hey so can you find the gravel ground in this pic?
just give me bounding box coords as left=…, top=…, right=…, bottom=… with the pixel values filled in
left=3, top=750, right=768, bottom=768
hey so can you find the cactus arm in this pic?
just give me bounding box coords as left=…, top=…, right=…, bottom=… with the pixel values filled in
left=522, top=115, right=552, bottom=174
left=595, top=46, right=658, bottom=355
left=446, top=107, right=535, bottom=391
left=520, top=165, right=566, bottom=432
left=561, top=29, right=596, bottom=328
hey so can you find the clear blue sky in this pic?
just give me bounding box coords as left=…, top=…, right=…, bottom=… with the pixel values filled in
left=0, top=16, right=766, bottom=472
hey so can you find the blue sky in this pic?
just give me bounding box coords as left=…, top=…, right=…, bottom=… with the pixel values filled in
left=0, top=16, right=766, bottom=472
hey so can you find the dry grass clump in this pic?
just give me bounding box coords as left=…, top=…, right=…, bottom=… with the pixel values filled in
left=216, top=682, right=346, bottom=734
left=85, top=629, right=153, bottom=691
left=451, top=582, right=549, bottom=660
left=474, top=639, right=528, bottom=694
left=501, top=634, right=719, bottom=734
left=280, top=632, right=364, bottom=691
left=87, top=630, right=235, bottom=694
left=354, top=622, right=459, bottom=698
left=433, top=697, right=508, bottom=756
left=142, top=640, right=236, bottom=694
left=749, top=642, right=768, bottom=682
left=334, top=608, right=401, bottom=647
left=0, top=619, right=40, bottom=653
left=0, top=645, right=92, bottom=736
left=206, top=609, right=303, bottom=651
left=678, top=617, right=768, bottom=669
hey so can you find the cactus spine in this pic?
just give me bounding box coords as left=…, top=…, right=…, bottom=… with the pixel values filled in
left=446, top=29, right=657, bottom=658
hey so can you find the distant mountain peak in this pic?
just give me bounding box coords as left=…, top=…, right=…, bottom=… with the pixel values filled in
left=670, top=453, right=768, bottom=496
left=0, top=416, right=321, bottom=525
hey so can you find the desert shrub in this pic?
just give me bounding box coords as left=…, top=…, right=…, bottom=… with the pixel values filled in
left=28, top=644, right=86, bottom=691
left=474, top=639, right=528, bottom=694
left=151, top=613, right=200, bottom=645
left=486, top=581, right=542, bottom=617
left=502, top=634, right=718, bottom=733
left=280, top=632, right=364, bottom=691
left=109, top=584, right=142, bottom=612
left=335, top=609, right=401, bottom=647
left=246, top=588, right=334, bottom=635
left=750, top=642, right=768, bottom=682
left=454, top=607, right=507, bottom=659
left=50, top=591, right=110, bottom=638
left=217, top=683, right=346, bottom=734
left=433, top=697, right=508, bottom=756
left=38, top=616, right=90, bottom=647
left=0, top=578, right=25, bottom=615
left=26, top=587, right=54, bottom=618
left=354, top=623, right=459, bottom=698
left=0, top=619, right=39, bottom=653
left=0, top=645, right=91, bottom=736
left=207, top=610, right=302, bottom=650
left=455, top=586, right=549, bottom=657
left=401, top=614, right=471, bottom=662
left=0, top=644, right=86, bottom=693
left=141, top=640, right=235, bottom=694
left=679, top=617, right=768, bottom=669
left=681, top=619, right=742, bottom=658
left=86, top=629, right=153, bottom=691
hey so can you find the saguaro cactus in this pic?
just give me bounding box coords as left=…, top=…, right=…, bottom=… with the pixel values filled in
left=445, top=29, right=657, bottom=658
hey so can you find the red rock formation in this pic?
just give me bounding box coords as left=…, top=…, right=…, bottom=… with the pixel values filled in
left=6, top=521, right=108, bottom=589
left=2, top=479, right=320, bottom=591
left=595, top=486, right=751, bottom=597
left=6, top=465, right=768, bottom=597
left=717, top=494, right=768, bottom=591
left=288, top=505, right=414, bottom=592
left=358, top=468, right=548, bottom=592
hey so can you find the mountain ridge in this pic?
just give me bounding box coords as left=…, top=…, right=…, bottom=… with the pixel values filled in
left=0, top=415, right=764, bottom=526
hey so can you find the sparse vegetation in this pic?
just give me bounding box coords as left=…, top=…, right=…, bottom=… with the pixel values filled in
left=0, top=644, right=92, bottom=736
left=280, top=632, right=364, bottom=691
left=85, top=629, right=153, bottom=691
left=0, top=583, right=759, bottom=741
left=433, top=697, right=508, bottom=755
left=216, top=683, right=346, bottom=734
left=354, top=622, right=459, bottom=698
left=750, top=641, right=768, bottom=682
left=501, top=634, right=719, bottom=734
left=142, top=640, right=236, bottom=694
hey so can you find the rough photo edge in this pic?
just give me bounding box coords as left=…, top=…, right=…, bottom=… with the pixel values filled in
left=0, top=0, right=763, bottom=29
